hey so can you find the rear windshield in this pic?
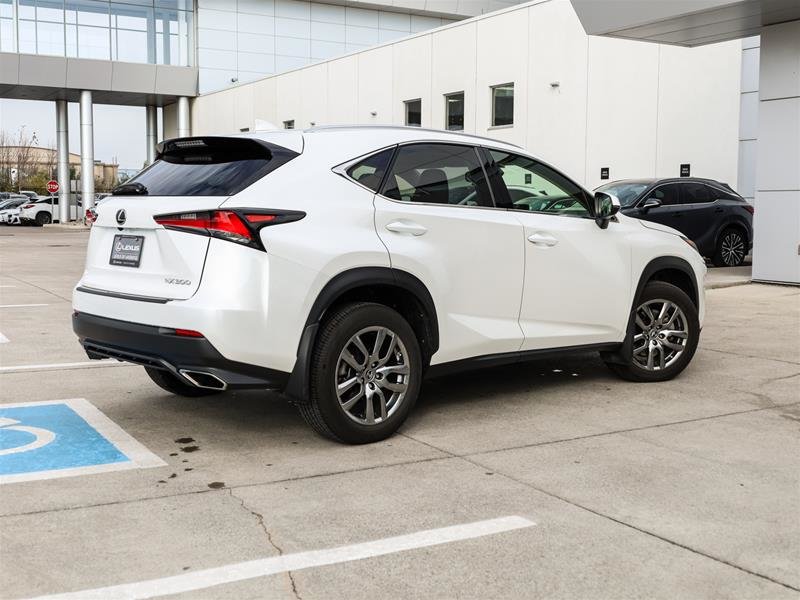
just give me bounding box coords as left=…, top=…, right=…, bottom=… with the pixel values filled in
left=118, top=137, right=298, bottom=197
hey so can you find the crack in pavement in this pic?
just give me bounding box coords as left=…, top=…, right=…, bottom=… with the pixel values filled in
left=703, top=346, right=800, bottom=366
left=2, top=273, right=72, bottom=303
left=228, top=488, right=302, bottom=600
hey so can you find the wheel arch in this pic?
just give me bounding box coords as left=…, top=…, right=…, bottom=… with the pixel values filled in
left=603, top=256, right=699, bottom=366
left=284, top=266, right=439, bottom=401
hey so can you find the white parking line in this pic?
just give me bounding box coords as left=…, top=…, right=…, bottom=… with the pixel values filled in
left=26, top=516, right=536, bottom=600
left=0, top=332, right=8, bottom=343
left=0, top=303, right=49, bottom=308
left=0, top=360, right=133, bottom=374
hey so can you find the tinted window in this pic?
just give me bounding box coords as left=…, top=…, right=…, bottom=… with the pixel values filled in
left=491, top=84, right=514, bottom=127
left=706, top=184, right=740, bottom=201
left=650, top=184, right=681, bottom=206
left=404, top=99, right=421, bottom=127
left=382, top=144, right=492, bottom=207
left=488, top=150, right=591, bottom=217
left=120, top=137, right=298, bottom=197
left=683, top=182, right=711, bottom=204
left=445, top=93, right=464, bottom=131
left=346, top=148, right=394, bottom=192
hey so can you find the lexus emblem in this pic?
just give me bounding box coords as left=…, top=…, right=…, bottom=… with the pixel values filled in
left=116, top=209, right=126, bottom=226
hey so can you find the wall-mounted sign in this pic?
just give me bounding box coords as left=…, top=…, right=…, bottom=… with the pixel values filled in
left=680, top=164, right=691, bottom=177
left=600, top=167, right=609, bottom=180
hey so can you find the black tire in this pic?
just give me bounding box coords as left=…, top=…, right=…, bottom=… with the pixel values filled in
left=604, top=281, right=699, bottom=382
left=297, top=302, right=422, bottom=444
left=711, top=226, right=747, bottom=267
left=35, top=211, right=52, bottom=226
left=144, top=367, right=223, bottom=397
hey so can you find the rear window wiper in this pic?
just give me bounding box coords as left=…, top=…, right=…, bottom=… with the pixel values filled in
left=113, top=182, right=149, bottom=196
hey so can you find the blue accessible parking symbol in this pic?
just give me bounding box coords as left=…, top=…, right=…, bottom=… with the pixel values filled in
left=0, top=399, right=164, bottom=484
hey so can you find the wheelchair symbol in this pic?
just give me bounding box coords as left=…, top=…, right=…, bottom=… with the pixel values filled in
left=0, top=417, right=56, bottom=456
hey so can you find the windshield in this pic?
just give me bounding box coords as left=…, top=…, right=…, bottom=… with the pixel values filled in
left=595, top=182, right=649, bottom=207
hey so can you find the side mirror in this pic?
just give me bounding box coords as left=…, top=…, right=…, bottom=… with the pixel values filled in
left=594, top=191, right=621, bottom=229
left=641, top=198, right=662, bottom=212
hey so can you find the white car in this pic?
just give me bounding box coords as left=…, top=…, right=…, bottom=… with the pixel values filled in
left=0, top=197, right=28, bottom=224
left=19, top=197, right=80, bottom=226
left=73, top=126, right=706, bottom=443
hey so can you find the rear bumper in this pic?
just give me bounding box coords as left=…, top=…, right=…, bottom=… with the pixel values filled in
left=73, top=311, right=289, bottom=391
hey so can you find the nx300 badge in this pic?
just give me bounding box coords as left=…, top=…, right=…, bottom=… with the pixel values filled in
left=164, top=278, right=191, bottom=285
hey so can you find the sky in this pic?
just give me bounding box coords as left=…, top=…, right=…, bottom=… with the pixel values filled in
left=0, top=99, right=158, bottom=170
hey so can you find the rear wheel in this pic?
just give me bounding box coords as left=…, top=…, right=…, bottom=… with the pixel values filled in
left=298, top=302, right=422, bottom=444
left=35, top=211, right=52, bottom=226
left=604, top=281, right=699, bottom=382
left=712, top=227, right=746, bottom=267
left=144, top=367, right=222, bottom=397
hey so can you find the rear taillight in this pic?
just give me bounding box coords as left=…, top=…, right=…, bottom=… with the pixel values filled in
left=85, top=209, right=97, bottom=224
left=154, top=209, right=305, bottom=250
left=744, top=205, right=754, bottom=215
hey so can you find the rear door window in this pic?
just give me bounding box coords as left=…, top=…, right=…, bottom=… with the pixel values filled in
left=118, top=137, right=299, bottom=197
left=682, top=183, right=712, bottom=204
left=381, top=143, right=493, bottom=207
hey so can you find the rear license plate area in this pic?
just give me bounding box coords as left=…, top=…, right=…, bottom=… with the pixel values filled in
left=109, top=235, right=144, bottom=267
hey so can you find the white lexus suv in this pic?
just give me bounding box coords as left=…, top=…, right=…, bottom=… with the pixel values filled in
left=73, top=126, right=705, bottom=444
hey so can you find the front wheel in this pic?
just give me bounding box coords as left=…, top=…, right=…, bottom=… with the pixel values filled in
left=604, top=281, right=699, bottom=382
left=298, top=302, right=422, bottom=444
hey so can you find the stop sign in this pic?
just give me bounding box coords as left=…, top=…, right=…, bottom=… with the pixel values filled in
left=46, top=180, right=59, bottom=195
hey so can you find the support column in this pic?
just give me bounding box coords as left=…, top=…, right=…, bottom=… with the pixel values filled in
left=177, top=97, right=191, bottom=137
left=145, top=105, right=158, bottom=165
left=80, top=90, right=95, bottom=213
left=55, top=100, right=70, bottom=223
left=752, top=21, right=800, bottom=284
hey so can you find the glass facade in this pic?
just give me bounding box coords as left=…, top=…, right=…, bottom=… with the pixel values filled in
left=0, top=0, right=192, bottom=66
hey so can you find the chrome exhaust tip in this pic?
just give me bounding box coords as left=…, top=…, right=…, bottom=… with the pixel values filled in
left=179, top=369, right=228, bottom=391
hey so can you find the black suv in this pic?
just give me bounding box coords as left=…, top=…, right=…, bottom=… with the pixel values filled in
left=596, top=178, right=753, bottom=267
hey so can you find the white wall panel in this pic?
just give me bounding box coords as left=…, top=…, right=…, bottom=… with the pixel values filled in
left=656, top=40, right=741, bottom=185
left=475, top=9, right=527, bottom=145
left=585, top=36, right=659, bottom=189
left=431, top=21, right=476, bottom=131
left=327, top=55, right=358, bottom=123
left=392, top=34, right=432, bottom=126
left=526, top=0, right=588, bottom=181
left=357, top=45, right=393, bottom=123
left=301, top=63, right=329, bottom=126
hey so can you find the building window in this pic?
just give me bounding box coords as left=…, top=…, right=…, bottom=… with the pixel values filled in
left=0, top=0, right=192, bottom=66
left=404, top=99, right=421, bottom=127
left=491, top=83, right=514, bottom=127
left=283, top=120, right=295, bottom=129
left=445, top=92, right=464, bottom=131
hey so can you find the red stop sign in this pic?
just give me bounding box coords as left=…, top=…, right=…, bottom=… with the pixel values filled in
left=46, top=180, right=59, bottom=194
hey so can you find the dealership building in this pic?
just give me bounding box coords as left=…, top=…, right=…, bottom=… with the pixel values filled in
left=0, top=0, right=797, bottom=284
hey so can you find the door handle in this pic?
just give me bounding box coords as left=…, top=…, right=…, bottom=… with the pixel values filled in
left=385, top=221, right=427, bottom=236
left=527, top=233, right=558, bottom=247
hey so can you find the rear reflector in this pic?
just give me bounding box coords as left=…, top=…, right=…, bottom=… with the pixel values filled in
left=244, top=214, right=277, bottom=224
left=744, top=205, right=754, bottom=215
left=174, top=328, right=205, bottom=338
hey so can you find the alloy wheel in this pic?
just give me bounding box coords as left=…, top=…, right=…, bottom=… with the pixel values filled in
left=335, top=326, right=409, bottom=425
left=632, top=299, right=689, bottom=371
left=720, top=231, right=745, bottom=266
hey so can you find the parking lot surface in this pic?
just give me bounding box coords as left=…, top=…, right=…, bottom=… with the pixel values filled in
left=1, top=227, right=798, bottom=599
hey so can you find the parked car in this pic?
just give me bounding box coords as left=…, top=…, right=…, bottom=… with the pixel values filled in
left=18, top=190, right=39, bottom=200
left=595, top=178, right=753, bottom=267
left=18, top=197, right=79, bottom=226
left=0, top=197, right=28, bottom=224
left=73, top=127, right=706, bottom=444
